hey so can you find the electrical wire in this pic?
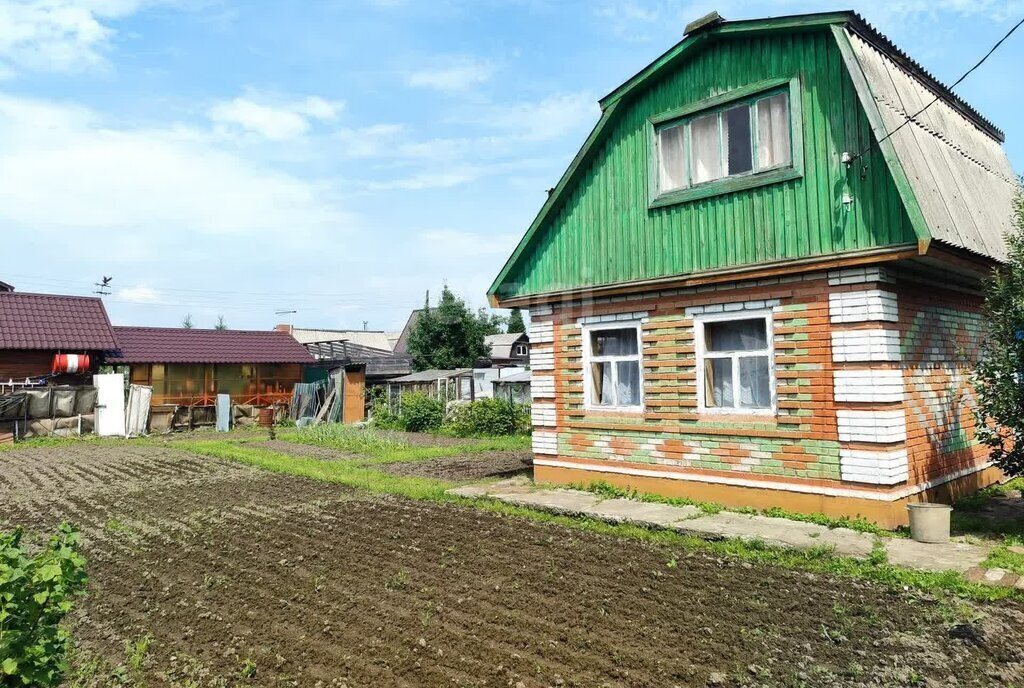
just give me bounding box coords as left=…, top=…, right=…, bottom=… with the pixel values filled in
left=848, top=16, right=1024, bottom=164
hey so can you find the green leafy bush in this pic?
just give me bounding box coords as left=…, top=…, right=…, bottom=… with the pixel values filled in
left=1, top=524, right=88, bottom=687
left=398, top=393, right=444, bottom=433
left=441, top=398, right=531, bottom=437
left=368, top=389, right=403, bottom=431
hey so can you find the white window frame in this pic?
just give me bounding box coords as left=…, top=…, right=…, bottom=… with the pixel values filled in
left=515, top=343, right=528, bottom=356
left=694, top=310, right=776, bottom=415
left=582, top=321, right=644, bottom=412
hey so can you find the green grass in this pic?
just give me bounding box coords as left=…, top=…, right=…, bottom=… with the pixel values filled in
left=575, top=479, right=899, bottom=537
left=279, top=425, right=530, bottom=465
left=179, top=439, right=1022, bottom=602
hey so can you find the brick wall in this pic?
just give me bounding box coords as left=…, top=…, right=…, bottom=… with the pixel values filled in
left=528, top=265, right=993, bottom=498
left=529, top=273, right=843, bottom=488
left=897, top=281, right=987, bottom=484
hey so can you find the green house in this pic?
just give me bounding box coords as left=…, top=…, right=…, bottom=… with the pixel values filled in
left=488, top=11, right=1019, bottom=526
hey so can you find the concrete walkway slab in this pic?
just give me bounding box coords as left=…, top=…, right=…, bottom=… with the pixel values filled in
left=444, top=484, right=1003, bottom=585
left=491, top=488, right=600, bottom=515
left=583, top=498, right=702, bottom=527
left=675, top=512, right=878, bottom=558
left=884, top=538, right=989, bottom=573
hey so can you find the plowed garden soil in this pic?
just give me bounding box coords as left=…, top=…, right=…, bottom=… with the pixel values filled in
left=2, top=443, right=1024, bottom=687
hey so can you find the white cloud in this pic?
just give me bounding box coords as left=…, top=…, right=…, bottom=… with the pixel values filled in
left=209, top=95, right=345, bottom=140
left=407, top=58, right=495, bottom=92
left=466, top=91, right=599, bottom=142
left=0, top=92, right=354, bottom=244
left=116, top=285, right=161, bottom=303
left=0, top=0, right=175, bottom=75
left=365, top=169, right=479, bottom=191
left=335, top=123, right=405, bottom=157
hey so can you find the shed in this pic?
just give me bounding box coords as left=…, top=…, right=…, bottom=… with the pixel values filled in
left=0, top=290, right=117, bottom=387
left=492, top=370, right=531, bottom=404
left=106, top=326, right=314, bottom=406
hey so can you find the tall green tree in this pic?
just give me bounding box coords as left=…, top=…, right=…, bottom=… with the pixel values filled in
left=506, top=308, right=526, bottom=334
left=407, top=286, right=492, bottom=371
left=974, top=187, right=1024, bottom=476
left=181, top=313, right=194, bottom=329
left=215, top=315, right=228, bottom=330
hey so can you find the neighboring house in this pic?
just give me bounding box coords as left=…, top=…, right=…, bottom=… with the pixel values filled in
left=392, top=308, right=427, bottom=355
left=483, top=332, right=530, bottom=367
left=0, top=280, right=13, bottom=293
left=277, top=325, right=395, bottom=352
left=0, top=289, right=117, bottom=384
left=487, top=11, right=1019, bottom=527
left=106, top=327, right=314, bottom=406
left=303, top=340, right=412, bottom=385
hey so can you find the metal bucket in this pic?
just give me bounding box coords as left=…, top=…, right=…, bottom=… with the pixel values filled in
left=906, top=503, right=952, bottom=543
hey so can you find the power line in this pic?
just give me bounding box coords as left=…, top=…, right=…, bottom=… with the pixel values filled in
left=849, top=16, right=1024, bottom=164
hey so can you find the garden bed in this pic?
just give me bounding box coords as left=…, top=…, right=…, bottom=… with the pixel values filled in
left=2, top=442, right=1023, bottom=686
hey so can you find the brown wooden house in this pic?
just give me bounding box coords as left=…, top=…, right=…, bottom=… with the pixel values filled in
left=106, top=326, right=314, bottom=406
left=0, top=289, right=117, bottom=385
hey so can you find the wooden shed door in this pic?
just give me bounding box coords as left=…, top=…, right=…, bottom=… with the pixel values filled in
left=343, top=368, right=365, bottom=423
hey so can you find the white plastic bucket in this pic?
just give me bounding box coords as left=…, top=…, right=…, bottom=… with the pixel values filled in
left=906, top=503, right=952, bottom=543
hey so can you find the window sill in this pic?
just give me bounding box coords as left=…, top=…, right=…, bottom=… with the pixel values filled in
left=582, top=406, right=646, bottom=417
left=695, top=410, right=778, bottom=423
left=650, top=166, right=801, bottom=209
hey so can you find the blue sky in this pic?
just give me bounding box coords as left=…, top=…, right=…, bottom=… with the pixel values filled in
left=2, top=0, right=1022, bottom=332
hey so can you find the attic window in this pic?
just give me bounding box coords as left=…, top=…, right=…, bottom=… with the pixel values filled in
left=650, top=77, right=802, bottom=206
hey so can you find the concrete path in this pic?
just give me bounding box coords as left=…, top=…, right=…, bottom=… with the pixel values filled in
left=447, top=482, right=1019, bottom=588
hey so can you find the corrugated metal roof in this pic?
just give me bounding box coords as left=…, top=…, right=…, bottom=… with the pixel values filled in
left=388, top=368, right=473, bottom=383
left=846, top=29, right=1019, bottom=262
left=492, top=371, right=531, bottom=384
left=0, top=292, right=117, bottom=350
left=107, top=327, right=315, bottom=364
left=289, top=328, right=394, bottom=351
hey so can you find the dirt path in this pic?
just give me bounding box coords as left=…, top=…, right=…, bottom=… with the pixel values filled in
left=376, top=450, right=532, bottom=481
left=2, top=443, right=1023, bottom=687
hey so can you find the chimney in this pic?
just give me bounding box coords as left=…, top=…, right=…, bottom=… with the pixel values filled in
left=274, top=323, right=293, bottom=334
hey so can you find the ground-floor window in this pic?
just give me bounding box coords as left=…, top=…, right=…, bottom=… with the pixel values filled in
left=695, top=312, right=774, bottom=413
left=583, top=323, right=643, bottom=411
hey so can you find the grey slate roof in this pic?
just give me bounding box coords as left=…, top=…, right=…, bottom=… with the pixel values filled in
left=845, top=28, right=1019, bottom=262
left=484, top=332, right=529, bottom=360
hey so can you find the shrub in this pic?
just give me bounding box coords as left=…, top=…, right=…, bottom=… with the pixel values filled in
left=368, top=390, right=403, bottom=431
left=1, top=524, right=88, bottom=687
left=442, top=398, right=531, bottom=437
left=398, top=393, right=444, bottom=433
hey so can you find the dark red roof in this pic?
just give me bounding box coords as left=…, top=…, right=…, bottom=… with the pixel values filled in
left=107, top=326, right=315, bottom=364
left=0, top=292, right=118, bottom=350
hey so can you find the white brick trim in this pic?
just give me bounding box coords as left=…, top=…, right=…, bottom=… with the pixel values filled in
left=530, top=345, right=554, bottom=371
left=827, top=267, right=894, bottom=286
left=831, top=329, right=902, bottom=362
left=685, top=299, right=781, bottom=317
left=840, top=448, right=909, bottom=485
left=531, top=402, right=556, bottom=427
left=529, top=320, right=554, bottom=344
left=532, top=431, right=557, bottom=455
left=833, top=369, right=904, bottom=402
left=576, top=310, right=649, bottom=325
left=530, top=304, right=553, bottom=317
left=530, top=374, right=555, bottom=400
left=828, top=289, right=898, bottom=323
left=836, top=409, right=907, bottom=443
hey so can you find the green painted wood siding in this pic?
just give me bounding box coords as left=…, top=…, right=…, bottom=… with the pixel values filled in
left=497, top=29, right=917, bottom=299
